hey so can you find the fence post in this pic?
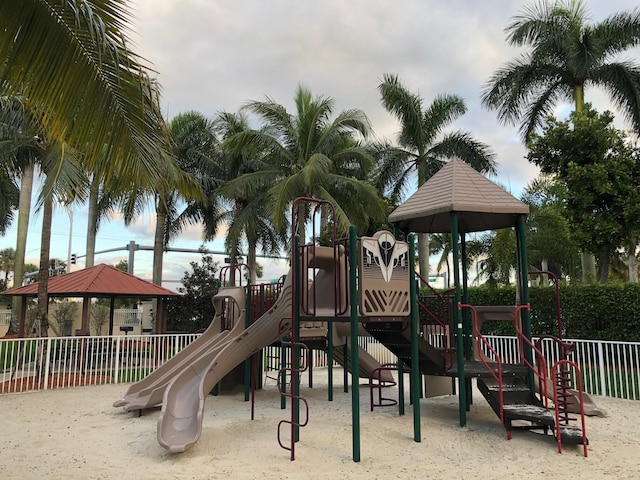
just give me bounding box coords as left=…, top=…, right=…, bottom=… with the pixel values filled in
left=597, top=340, right=606, bottom=397
left=43, top=337, right=52, bottom=391
left=114, top=336, right=121, bottom=384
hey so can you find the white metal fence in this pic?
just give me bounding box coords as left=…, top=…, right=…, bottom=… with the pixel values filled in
left=113, top=309, right=143, bottom=327
left=1, top=333, right=638, bottom=400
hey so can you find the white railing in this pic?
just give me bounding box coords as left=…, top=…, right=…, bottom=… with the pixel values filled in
left=0, top=333, right=198, bottom=394
left=0, top=309, right=11, bottom=326
left=1, top=333, right=639, bottom=400
left=484, top=335, right=640, bottom=400
left=113, top=309, right=142, bottom=326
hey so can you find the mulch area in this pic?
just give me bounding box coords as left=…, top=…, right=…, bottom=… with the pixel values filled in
left=0, top=373, right=113, bottom=394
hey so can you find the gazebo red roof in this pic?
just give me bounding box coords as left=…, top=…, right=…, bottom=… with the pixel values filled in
left=1, top=263, right=179, bottom=298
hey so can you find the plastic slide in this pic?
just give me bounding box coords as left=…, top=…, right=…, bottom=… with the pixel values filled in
left=156, top=275, right=294, bottom=453
left=113, top=286, right=246, bottom=411
left=536, top=376, right=607, bottom=417
left=331, top=342, right=395, bottom=384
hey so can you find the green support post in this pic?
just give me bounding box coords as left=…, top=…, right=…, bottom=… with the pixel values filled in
left=516, top=215, right=534, bottom=390
left=460, top=236, right=472, bottom=410
left=348, top=226, right=361, bottom=463
left=451, top=214, right=466, bottom=427
left=408, top=234, right=421, bottom=442
left=344, top=346, right=349, bottom=393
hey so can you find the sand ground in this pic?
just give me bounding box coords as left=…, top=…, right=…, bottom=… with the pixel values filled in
left=0, top=368, right=638, bottom=480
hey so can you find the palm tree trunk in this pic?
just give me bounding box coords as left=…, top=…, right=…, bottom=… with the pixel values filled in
left=581, top=253, right=596, bottom=283
left=84, top=177, right=99, bottom=268
left=540, top=259, right=549, bottom=287
left=8, top=165, right=34, bottom=335
left=37, top=195, right=53, bottom=337
left=152, top=199, right=166, bottom=286
left=418, top=232, right=430, bottom=284
left=297, top=202, right=306, bottom=245
left=248, top=240, right=257, bottom=284
left=598, top=247, right=610, bottom=284
left=628, top=239, right=638, bottom=283
left=574, top=87, right=597, bottom=283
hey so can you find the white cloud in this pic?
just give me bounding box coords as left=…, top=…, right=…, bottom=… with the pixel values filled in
left=3, top=0, right=639, bottom=280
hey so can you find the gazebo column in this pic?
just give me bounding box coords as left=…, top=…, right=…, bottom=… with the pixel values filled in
left=18, top=296, right=27, bottom=338
left=108, top=298, right=115, bottom=336
left=80, top=298, right=90, bottom=335
left=156, top=297, right=165, bottom=334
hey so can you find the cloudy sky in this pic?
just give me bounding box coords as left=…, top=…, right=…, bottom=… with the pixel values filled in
left=2, top=0, right=639, bottom=289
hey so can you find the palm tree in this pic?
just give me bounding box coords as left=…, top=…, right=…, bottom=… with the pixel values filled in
left=520, top=175, right=579, bottom=282
left=212, top=111, right=284, bottom=283
left=0, top=248, right=16, bottom=289
left=0, top=167, right=18, bottom=235
left=223, top=85, right=386, bottom=245
left=482, top=0, right=640, bottom=142
left=429, top=234, right=451, bottom=286
left=35, top=139, right=86, bottom=336
left=0, top=1, right=176, bottom=191
left=482, top=0, right=640, bottom=281
left=0, top=96, right=40, bottom=333
left=377, top=73, right=496, bottom=280
left=141, top=111, right=216, bottom=286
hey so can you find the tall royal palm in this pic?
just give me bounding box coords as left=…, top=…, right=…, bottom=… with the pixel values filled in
left=482, top=0, right=640, bottom=142
left=482, top=0, right=640, bottom=281
left=378, top=73, right=496, bottom=280
left=223, top=85, right=385, bottom=245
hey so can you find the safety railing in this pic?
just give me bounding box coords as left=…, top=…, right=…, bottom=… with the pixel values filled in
left=2, top=333, right=639, bottom=401
left=0, top=309, right=11, bottom=326
left=113, top=309, right=143, bottom=326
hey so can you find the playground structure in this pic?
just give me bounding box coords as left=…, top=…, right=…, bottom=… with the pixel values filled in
left=115, top=159, right=592, bottom=460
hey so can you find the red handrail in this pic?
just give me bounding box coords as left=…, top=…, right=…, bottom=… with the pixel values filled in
left=369, top=363, right=398, bottom=411
left=513, top=304, right=549, bottom=408
left=219, top=263, right=250, bottom=286
left=459, top=303, right=504, bottom=429
left=276, top=317, right=309, bottom=461
left=293, top=197, right=346, bottom=318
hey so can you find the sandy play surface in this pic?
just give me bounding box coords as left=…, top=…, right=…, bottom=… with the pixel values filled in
left=0, top=368, right=638, bottom=480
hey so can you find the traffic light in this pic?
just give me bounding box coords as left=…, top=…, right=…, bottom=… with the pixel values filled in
left=71, top=253, right=76, bottom=265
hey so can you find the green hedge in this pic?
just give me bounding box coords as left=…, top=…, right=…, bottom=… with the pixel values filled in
left=419, top=283, right=640, bottom=342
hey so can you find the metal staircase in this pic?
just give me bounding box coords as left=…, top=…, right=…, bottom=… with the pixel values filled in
left=365, top=297, right=589, bottom=456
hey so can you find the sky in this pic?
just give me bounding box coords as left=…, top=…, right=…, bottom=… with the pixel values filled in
left=2, top=0, right=640, bottom=290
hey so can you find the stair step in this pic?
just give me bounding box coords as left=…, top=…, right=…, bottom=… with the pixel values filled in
left=486, top=384, right=530, bottom=393
left=503, top=404, right=555, bottom=424
left=558, top=425, right=588, bottom=445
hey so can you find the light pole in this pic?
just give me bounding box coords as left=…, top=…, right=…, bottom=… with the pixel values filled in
left=66, top=208, right=73, bottom=272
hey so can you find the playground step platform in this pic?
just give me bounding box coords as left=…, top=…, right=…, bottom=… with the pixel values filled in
left=478, top=376, right=556, bottom=440
left=558, top=425, right=589, bottom=445
left=363, top=322, right=446, bottom=375
left=447, top=361, right=529, bottom=379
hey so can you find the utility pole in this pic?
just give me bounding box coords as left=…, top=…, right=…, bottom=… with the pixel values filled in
left=66, top=209, right=73, bottom=273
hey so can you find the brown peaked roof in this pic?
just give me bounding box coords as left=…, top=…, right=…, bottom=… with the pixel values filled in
left=388, top=158, right=530, bottom=234
left=1, top=263, right=179, bottom=298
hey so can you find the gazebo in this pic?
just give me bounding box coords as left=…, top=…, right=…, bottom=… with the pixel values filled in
left=388, top=158, right=532, bottom=426
left=1, top=264, right=179, bottom=337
